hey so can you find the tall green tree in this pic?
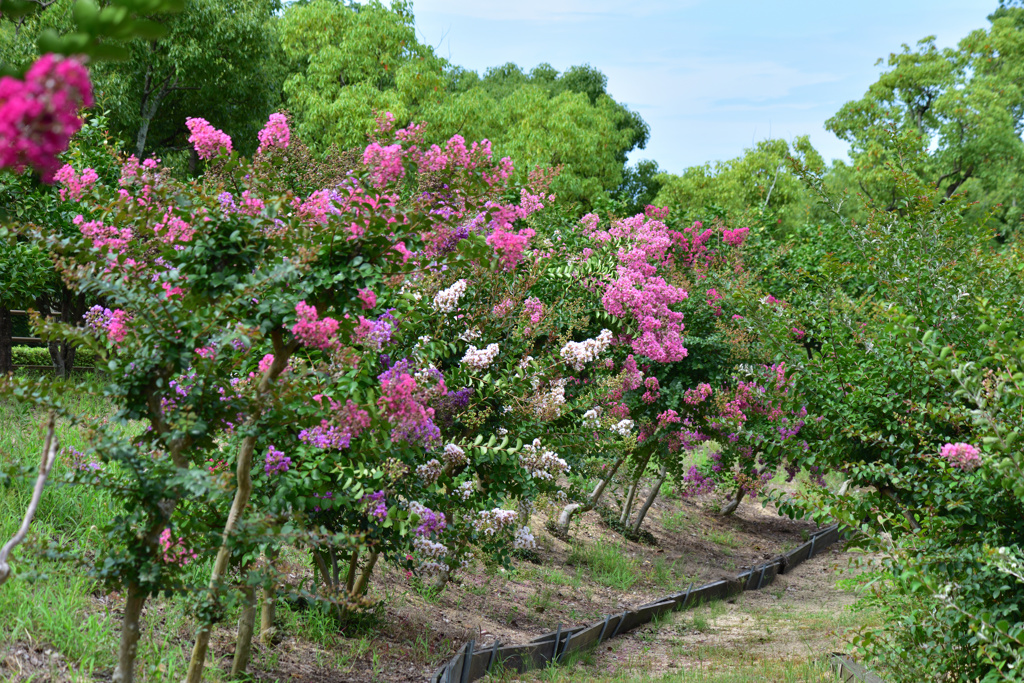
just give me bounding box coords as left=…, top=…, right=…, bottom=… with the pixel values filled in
left=1, top=0, right=286, bottom=160
left=826, top=8, right=1024, bottom=237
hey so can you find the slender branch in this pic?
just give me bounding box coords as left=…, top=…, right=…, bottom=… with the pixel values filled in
left=0, top=412, right=58, bottom=587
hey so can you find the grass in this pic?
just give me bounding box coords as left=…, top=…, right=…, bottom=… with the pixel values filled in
left=708, top=530, right=739, bottom=555
left=567, top=540, right=640, bottom=591
left=661, top=510, right=691, bottom=533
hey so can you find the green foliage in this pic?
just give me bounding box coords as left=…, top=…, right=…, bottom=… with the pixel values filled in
left=826, top=9, right=1024, bottom=239
left=278, top=1, right=648, bottom=208
left=654, top=136, right=824, bottom=235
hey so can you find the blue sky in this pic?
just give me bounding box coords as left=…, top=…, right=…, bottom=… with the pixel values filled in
left=410, top=0, right=995, bottom=174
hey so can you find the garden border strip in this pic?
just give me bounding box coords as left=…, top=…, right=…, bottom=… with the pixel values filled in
left=428, top=522, right=846, bottom=682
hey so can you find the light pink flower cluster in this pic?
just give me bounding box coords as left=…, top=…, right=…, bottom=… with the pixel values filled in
left=722, top=227, right=749, bottom=247
left=0, top=54, right=93, bottom=180
left=486, top=224, right=536, bottom=269
left=597, top=214, right=690, bottom=362
left=54, top=165, right=99, bottom=201
left=362, top=141, right=404, bottom=187
left=523, top=297, right=545, bottom=325
left=291, top=301, right=339, bottom=350
left=257, top=112, right=290, bottom=153
left=461, top=343, right=499, bottom=370
left=940, top=442, right=982, bottom=471
left=684, top=383, right=713, bottom=404
left=185, top=117, right=233, bottom=160
left=473, top=508, right=519, bottom=536
left=560, top=329, right=614, bottom=371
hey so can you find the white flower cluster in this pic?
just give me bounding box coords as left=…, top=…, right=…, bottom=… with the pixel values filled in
left=462, top=343, right=499, bottom=370
left=473, top=508, right=518, bottom=536
left=413, top=536, right=448, bottom=559
left=443, top=443, right=467, bottom=467
left=456, top=480, right=475, bottom=501
left=518, top=355, right=535, bottom=369
left=459, top=327, right=482, bottom=342
left=582, top=407, right=603, bottom=428
left=611, top=419, right=634, bottom=437
left=416, top=458, right=443, bottom=483
left=432, top=279, right=467, bottom=313
left=520, top=438, right=570, bottom=481
left=513, top=526, right=536, bottom=550
left=531, top=378, right=567, bottom=418
left=413, top=537, right=449, bottom=575
left=560, top=329, right=614, bottom=371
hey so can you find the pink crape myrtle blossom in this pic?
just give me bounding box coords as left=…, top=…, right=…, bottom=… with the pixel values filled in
left=291, top=301, right=339, bottom=350
left=55, top=165, right=99, bottom=201
left=106, top=310, right=131, bottom=344
left=185, top=117, right=232, bottom=160
left=940, top=442, right=982, bottom=471
left=257, top=112, right=290, bottom=153
left=159, top=528, right=197, bottom=566
left=722, top=227, right=749, bottom=247
left=377, top=360, right=443, bottom=444
left=74, top=214, right=133, bottom=250
left=362, top=141, right=405, bottom=187
left=0, top=54, right=93, bottom=180
left=358, top=289, right=377, bottom=310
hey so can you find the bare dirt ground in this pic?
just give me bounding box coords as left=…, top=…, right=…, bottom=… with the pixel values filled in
left=0, top=486, right=871, bottom=683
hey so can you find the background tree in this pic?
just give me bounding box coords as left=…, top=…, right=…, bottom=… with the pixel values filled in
left=826, top=9, right=1024, bottom=238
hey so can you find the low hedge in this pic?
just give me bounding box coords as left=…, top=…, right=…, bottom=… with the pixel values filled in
left=12, top=345, right=99, bottom=367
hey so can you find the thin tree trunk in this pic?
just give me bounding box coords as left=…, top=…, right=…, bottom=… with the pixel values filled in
left=185, top=335, right=294, bottom=683
left=721, top=488, right=745, bottom=515
left=112, top=583, right=147, bottom=683
left=631, top=464, right=667, bottom=535
left=556, top=455, right=624, bottom=534
left=0, top=307, right=12, bottom=375
left=351, top=550, right=379, bottom=597
left=620, top=477, right=640, bottom=526
left=259, top=549, right=278, bottom=645
left=231, top=585, right=257, bottom=678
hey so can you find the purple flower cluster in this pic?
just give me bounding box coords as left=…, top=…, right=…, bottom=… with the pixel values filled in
left=264, top=445, right=291, bottom=475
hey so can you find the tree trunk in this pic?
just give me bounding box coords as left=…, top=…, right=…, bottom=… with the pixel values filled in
left=619, top=477, right=640, bottom=526
left=259, top=591, right=276, bottom=645
left=631, top=464, right=667, bottom=535
left=185, top=339, right=294, bottom=683
left=112, top=583, right=147, bottom=683
left=0, top=307, right=12, bottom=375
left=556, top=456, right=624, bottom=535
left=721, top=488, right=745, bottom=515
left=259, top=548, right=278, bottom=645
left=231, top=585, right=257, bottom=678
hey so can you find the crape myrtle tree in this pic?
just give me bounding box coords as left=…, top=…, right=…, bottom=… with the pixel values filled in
left=4, top=106, right=640, bottom=682
left=750, top=154, right=1024, bottom=680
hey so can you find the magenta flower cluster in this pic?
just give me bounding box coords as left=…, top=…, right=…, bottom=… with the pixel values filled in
left=54, top=165, right=99, bottom=201
left=291, top=301, right=339, bottom=350
left=186, top=117, right=233, bottom=160
left=940, top=442, right=982, bottom=471
left=0, top=54, right=93, bottom=180
left=257, top=112, right=290, bottom=153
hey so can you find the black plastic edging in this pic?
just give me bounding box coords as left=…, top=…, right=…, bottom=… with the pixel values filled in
left=829, top=653, right=886, bottom=682
left=429, top=523, right=841, bottom=682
